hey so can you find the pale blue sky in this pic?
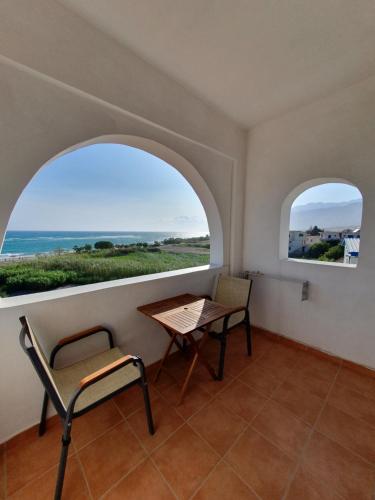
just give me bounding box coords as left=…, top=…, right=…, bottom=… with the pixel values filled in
left=8, top=144, right=209, bottom=233
left=9, top=148, right=361, bottom=233
left=292, top=183, right=362, bottom=207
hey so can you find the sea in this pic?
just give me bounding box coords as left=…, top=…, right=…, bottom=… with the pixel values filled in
left=0, top=230, right=207, bottom=259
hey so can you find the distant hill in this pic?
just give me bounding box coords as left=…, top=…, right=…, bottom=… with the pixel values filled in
left=290, top=199, right=362, bottom=230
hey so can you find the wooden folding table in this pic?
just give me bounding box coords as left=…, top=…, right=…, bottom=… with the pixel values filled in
left=137, top=293, right=238, bottom=404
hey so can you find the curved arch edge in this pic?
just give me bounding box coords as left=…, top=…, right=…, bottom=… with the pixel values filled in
left=279, top=177, right=361, bottom=261
left=45, top=134, right=224, bottom=266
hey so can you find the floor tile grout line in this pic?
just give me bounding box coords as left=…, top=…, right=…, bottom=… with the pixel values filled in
left=4, top=450, right=79, bottom=499
left=100, top=402, right=156, bottom=499
left=156, top=381, right=216, bottom=423
left=73, top=416, right=126, bottom=453
left=98, top=456, right=149, bottom=500
left=181, top=421, right=244, bottom=500
left=8, top=337, right=375, bottom=499
left=316, top=427, right=375, bottom=468
left=114, top=395, right=181, bottom=500
left=147, top=454, right=180, bottom=500
left=122, top=383, right=247, bottom=500
left=213, top=350, right=329, bottom=498
left=181, top=353, right=271, bottom=500
left=247, top=425, right=309, bottom=465
left=280, top=361, right=343, bottom=500
left=120, top=349, right=272, bottom=499
left=329, top=381, right=375, bottom=431
left=5, top=394, right=151, bottom=498
left=79, top=400, right=151, bottom=500
left=0, top=343, right=279, bottom=498
left=334, top=369, right=375, bottom=401
left=187, top=453, right=262, bottom=500
left=120, top=402, right=180, bottom=500
left=4, top=443, right=81, bottom=498
left=215, top=374, right=282, bottom=498
left=73, top=444, right=94, bottom=500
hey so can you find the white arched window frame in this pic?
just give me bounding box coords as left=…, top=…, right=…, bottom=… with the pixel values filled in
left=280, top=178, right=362, bottom=265
left=0, top=135, right=224, bottom=303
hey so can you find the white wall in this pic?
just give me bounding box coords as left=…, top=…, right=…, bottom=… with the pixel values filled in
left=244, top=75, right=375, bottom=370
left=0, top=267, right=221, bottom=442
left=0, top=0, right=246, bottom=441
left=0, top=0, right=247, bottom=270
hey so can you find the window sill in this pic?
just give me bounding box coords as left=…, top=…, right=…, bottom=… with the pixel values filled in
left=0, top=264, right=223, bottom=309
left=284, top=258, right=357, bottom=269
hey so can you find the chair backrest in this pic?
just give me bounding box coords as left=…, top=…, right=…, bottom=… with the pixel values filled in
left=211, top=275, right=252, bottom=332
left=19, top=316, right=66, bottom=415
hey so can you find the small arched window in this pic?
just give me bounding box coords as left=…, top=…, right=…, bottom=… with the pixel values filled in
left=282, top=180, right=362, bottom=266
left=0, top=142, right=212, bottom=297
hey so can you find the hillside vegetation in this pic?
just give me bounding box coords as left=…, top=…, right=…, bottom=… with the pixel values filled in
left=0, top=238, right=210, bottom=297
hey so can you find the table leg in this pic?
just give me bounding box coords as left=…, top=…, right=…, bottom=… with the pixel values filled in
left=187, top=331, right=217, bottom=381
left=177, top=331, right=217, bottom=405
left=164, top=327, right=187, bottom=355
left=153, top=332, right=177, bottom=384
left=177, top=350, right=199, bottom=405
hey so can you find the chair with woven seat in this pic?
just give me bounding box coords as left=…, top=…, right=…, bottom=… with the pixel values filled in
left=205, top=274, right=253, bottom=379
left=19, top=316, right=154, bottom=500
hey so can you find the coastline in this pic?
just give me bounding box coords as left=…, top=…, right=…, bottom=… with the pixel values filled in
left=1, top=230, right=209, bottom=257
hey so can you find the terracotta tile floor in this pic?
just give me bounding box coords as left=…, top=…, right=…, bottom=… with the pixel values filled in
left=2, top=327, right=375, bottom=499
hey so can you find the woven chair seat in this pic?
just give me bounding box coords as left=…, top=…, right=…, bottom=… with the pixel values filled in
left=53, top=347, right=140, bottom=412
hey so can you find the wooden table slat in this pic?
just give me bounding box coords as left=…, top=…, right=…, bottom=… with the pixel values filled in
left=138, top=294, right=236, bottom=335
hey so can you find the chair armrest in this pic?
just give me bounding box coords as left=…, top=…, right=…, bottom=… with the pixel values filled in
left=79, top=355, right=140, bottom=389
left=50, top=325, right=114, bottom=367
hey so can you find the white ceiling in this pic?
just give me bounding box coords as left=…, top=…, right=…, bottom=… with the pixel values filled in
left=61, top=0, right=375, bottom=128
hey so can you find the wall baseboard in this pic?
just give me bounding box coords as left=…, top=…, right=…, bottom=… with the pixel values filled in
left=252, top=324, right=375, bottom=379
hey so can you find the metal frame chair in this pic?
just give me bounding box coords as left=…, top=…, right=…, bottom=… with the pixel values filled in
left=19, top=316, right=154, bottom=500
left=204, top=275, right=253, bottom=379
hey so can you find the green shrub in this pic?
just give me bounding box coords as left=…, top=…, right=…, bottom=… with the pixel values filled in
left=322, top=244, right=344, bottom=261
left=94, top=241, right=114, bottom=249
left=307, top=242, right=330, bottom=259
left=103, top=248, right=136, bottom=257
left=5, top=270, right=77, bottom=293
left=327, top=239, right=341, bottom=247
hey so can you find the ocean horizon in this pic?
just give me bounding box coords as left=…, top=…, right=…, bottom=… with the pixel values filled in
left=1, top=230, right=209, bottom=257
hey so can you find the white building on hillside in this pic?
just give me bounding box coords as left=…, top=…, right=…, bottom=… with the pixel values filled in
left=344, top=238, right=360, bottom=265
left=321, top=230, right=341, bottom=241
left=342, top=228, right=361, bottom=239
left=288, top=231, right=305, bottom=254
left=304, top=234, right=321, bottom=247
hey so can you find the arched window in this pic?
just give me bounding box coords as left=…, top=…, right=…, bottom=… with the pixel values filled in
left=0, top=141, right=216, bottom=297
left=281, top=180, right=363, bottom=266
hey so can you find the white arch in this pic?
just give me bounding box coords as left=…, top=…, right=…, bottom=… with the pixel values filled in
left=279, top=177, right=361, bottom=259
left=10, top=134, right=224, bottom=265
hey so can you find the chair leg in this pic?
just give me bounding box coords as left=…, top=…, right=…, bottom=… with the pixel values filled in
left=218, top=333, right=227, bottom=381
left=54, top=418, right=72, bottom=500
left=244, top=312, right=252, bottom=356
left=141, top=382, right=155, bottom=435
left=39, top=391, right=49, bottom=436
